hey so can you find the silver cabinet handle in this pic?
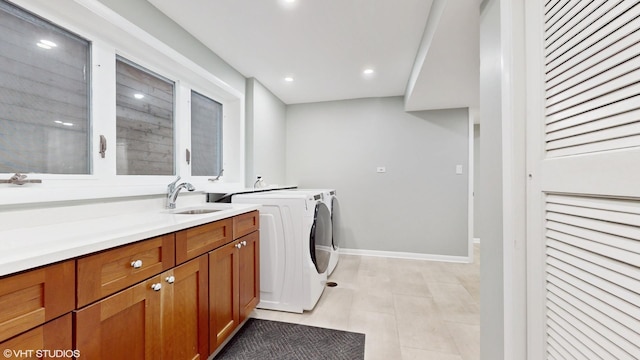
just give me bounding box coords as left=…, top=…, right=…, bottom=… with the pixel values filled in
left=235, top=243, right=242, bottom=249
left=165, top=276, right=175, bottom=284
left=151, top=283, right=162, bottom=291
left=241, top=241, right=247, bottom=246
left=131, top=260, right=143, bottom=268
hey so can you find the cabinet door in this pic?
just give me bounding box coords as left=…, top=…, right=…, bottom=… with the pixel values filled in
left=209, top=241, right=239, bottom=352
left=0, top=260, right=75, bottom=342
left=74, top=277, right=162, bottom=360
left=0, top=314, right=72, bottom=359
left=162, top=256, right=209, bottom=360
left=238, top=231, right=260, bottom=322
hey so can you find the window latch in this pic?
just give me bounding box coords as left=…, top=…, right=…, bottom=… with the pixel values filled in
left=186, top=149, right=191, bottom=165
left=0, top=173, right=42, bottom=185
left=99, top=135, right=107, bottom=158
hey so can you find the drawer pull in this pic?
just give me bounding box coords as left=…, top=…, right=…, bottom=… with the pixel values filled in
left=151, top=283, right=162, bottom=291
left=241, top=241, right=247, bottom=246
left=235, top=243, right=242, bottom=249
left=131, top=260, right=143, bottom=268
left=165, top=276, right=175, bottom=284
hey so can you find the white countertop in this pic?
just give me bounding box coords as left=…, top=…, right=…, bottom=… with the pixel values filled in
left=0, top=202, right=259, bottom=277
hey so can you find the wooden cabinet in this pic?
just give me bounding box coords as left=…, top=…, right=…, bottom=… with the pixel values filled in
left=238, top=231, right=260, bottom=322
left=209, top=229, right=260, bottom=352
left=161, top=256, right=209, bottom=360
left=75, top=256, right=209, bottom=360
left=0, top=314, right=73, bottom=359
left=76, top=233, right=175, bottom=307
left=175, top=219, right=232, bottom=265
left=0, top=260, right=75, bottom=343
left=233, top=210, right=259, bottom=239
left=75, top=275, right=162, bottom=360
left=4, top=211, right=258, bottom=360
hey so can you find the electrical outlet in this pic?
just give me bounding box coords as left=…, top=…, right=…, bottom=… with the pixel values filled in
left=456, top=165, right=463, bottom=174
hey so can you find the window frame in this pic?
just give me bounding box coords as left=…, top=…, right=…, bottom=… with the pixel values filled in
left=0, top=0, right=246, bottom=206
left=189, top=89, right=224, bottom=179
left=0, top=0, right=93, bottom=176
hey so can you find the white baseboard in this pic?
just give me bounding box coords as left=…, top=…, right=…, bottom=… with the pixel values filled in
left=339, top=248, right=471, bottom=263
left=473, top=237, right=481, bottom=244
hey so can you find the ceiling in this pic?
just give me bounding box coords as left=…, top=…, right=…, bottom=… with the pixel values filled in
left=147, top=0, right=479, bottom=111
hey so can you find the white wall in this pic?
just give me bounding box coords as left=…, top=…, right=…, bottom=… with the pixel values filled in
left=286, top=97, right=470, bottom=258
left=245, top=78, right=287, bottom=187
left=97, top=0, right=245, bottom=94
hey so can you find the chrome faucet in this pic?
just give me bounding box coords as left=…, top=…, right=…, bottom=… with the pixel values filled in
left=166, top=176, right=195, bottom=209
left=208, top=168, right=224, bottom=182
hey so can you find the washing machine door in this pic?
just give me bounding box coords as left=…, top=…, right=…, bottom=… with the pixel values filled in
left=310, top=201, right=331, bottom=274
left=331, top=196, right=340, bottom=251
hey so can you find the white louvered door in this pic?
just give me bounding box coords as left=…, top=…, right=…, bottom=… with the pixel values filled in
left=526, top=1, right=640, bottom=359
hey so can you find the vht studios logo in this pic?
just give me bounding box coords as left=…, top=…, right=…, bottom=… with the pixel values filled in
left=3, top=349, right=80, bottom=358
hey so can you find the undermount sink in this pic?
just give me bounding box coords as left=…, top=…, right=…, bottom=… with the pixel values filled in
left=172, top=209, right=222, bottom=215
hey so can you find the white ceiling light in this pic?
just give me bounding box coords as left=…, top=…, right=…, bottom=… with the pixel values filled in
left=37, top=42, right=51, bottom=49
left=62, top=122, right=74, bottom=126
left=134, top=93, right=145, bottom=99
left=284, top=77, right=294, bottom=82
left=54, top=120, right=63, bottom=124
left=363, top=68, right=374, bottom=75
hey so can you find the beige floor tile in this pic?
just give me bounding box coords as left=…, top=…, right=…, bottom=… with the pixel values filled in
left=352, top=288, right=396, bottom=314
left=395, top=314, right=460, bottom=354
left=251, top=247, right=480, bottom=360
left=364, top=338, right=402, bottom=360
left=428, top=282, right=479, bottom=325
left=401, top=347, right=464, bottom=360
left=446, top=322, right=480, bottom=360
left=348, top=309, right=399, bottom=344
left=393, top=293, right=440, bottom=317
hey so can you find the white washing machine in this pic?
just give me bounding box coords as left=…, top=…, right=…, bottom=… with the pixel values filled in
left=275, top=189, right=340, bottom=275
left=231, top=190, right=331, bottom=313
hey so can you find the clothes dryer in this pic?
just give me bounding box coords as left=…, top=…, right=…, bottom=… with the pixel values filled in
left=274, top=189, right=340, bottom=275
left=231, top=190, right=331, bottom=313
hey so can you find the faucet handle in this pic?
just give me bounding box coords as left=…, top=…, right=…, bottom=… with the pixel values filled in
left=167, top=176, right=181, bottom=191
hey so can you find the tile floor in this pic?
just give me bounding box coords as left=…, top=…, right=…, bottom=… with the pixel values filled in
left=252, top=245, right=480, bottom=360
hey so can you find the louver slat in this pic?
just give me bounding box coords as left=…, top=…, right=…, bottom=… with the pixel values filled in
left=544, top=2, right=640, bottom=157
left=545, top=195, right=640, bottom=359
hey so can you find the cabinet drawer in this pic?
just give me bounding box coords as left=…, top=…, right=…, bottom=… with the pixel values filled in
left=233, top=211, right=259, bottom=239
left=175, top=219, right=232, bottom=264
left=0, top=314, right=72, bottom=355
left=76, top=234, right=175, bottom=307
left=0, top=261, right=75, bottom=343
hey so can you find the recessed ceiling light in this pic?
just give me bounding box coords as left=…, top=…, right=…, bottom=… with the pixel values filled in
left=54, top=120, right=63, bottom=124
left=363, top=68, right=375, bottom=75
left=284, top=77, right=294, bottom=82
left=37, top=42, right=52, bottom=49
left=134, top=93, right=145, bottom=99
left=62, top=122, right=73, bottom=126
